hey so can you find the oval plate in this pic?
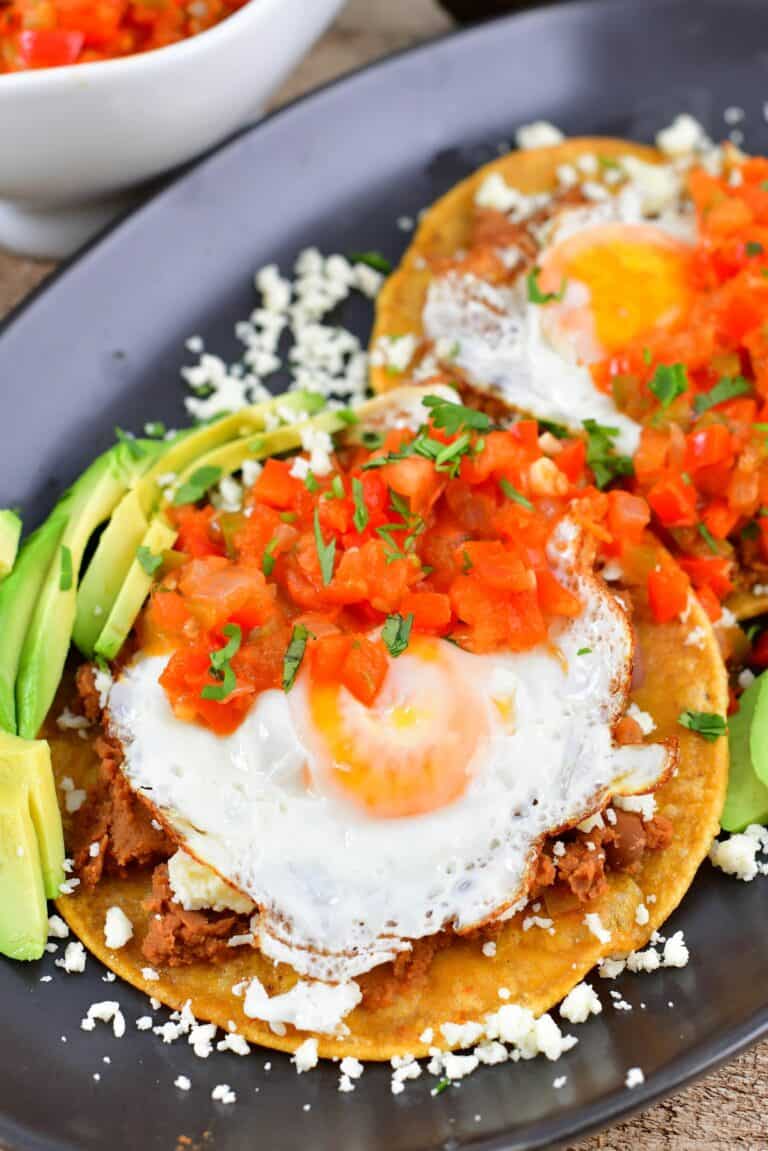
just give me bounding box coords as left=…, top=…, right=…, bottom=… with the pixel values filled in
left=3, top=2, right=768, bottom=1148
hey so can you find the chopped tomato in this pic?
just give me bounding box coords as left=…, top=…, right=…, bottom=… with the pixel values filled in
left=647, top=562, right=689, bottom=623
left=647, top=474, right=698, bottom=528
left=535, top=569, right=582, bottom=617
left=170, top=505, right=225, bottom=558
left=252, top=459, right=301, bottom=510
left=16, top=28, right=84, bottom=68
left=678, top=554, right=734, bottom=598
left=400, top=591, right=452, bottom=631
left=606, top=490, right=650, bottom=547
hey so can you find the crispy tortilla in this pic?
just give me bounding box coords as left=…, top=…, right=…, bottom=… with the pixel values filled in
left=50, top=581, right=726, bottom=1061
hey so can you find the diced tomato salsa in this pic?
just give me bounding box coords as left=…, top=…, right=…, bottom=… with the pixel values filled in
left=0, top=0, right=249, bottom=72
left=142, top=404, right=662, bottom=736
left=585, top=156, right=768, bottom=619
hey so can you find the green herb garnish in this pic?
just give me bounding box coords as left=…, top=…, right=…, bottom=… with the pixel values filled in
left=114, top=426, right=147, bottom=460
left=136, top=546, right=164, bottom=577
left=582, top=419, right=634, bottom=489
left=747, top=241, right=764, bottom=256
left=698, top=523, right=719, bottom=554
left=693, top=376, right=752, bottom=414
left=422, top=394, right=491, bottom=436
left=143, top=421, right=166, bottom=439
left=313, top=509, right=336, bottom=586
left=352, top=477, right=368, bottom=533
left=538, top=418, right=570, bottom=440
left=283, top=624, right=311, bottom=692
left=262, top=538, right=278, bottom=576
left=433, top=1079, right=451, bottom=1095
left=649, top=362, right=688, bottom=408
left=678, top=709, right=728, bottom=742
left=304, top=471, right=320, bottom=494
left=527, top=265, right=567, bottom=304
left=200, top=664, right=236, bottom=701
left=201, top=623, right=242, bottom=701
left=173, top=465, right=223, bottom=506
left=499, top=477, right=533, bottom=509
left=349, top=251, right=392, bottom=274
left=577, top=647, right=592, bottom=655
left=381, top=613, right=414, bottom=658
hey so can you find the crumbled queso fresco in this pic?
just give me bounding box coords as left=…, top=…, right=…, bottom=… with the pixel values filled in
left=43, top=111, right=768, bottom=1104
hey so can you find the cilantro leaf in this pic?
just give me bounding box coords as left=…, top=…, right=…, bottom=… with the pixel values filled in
left=577, top=647, right=592, bottom=655
left=422, top=394, right=491, bottom=436
left=747, top=240, right=764, bottom=256
left=136, top=546, right=164, bottom=577
left=173, top=465, right=223, bottom=506
left=527, top=265, right=567, bottom=304
left=201, top=625, right=242, bottom=701
left=210, top=623, right=242, bottom=673
left=349, top=250, right=392, bottom=274
left=381, top=612, right=414, bottom=658
left=352, top=477, right=369, bottom=533
left=693, top=376, right=752, bottom=414
left=313, top=509, right=336, bottom=586
left=538, top=418, right=570, bottom=440
left=582, top=419, right=634, bottom=490
left=143, top=421, right=166, bottom=439
left=59, top=545, right=73, bottom=591
left=283, top=624, right=312, bottom=692
left=698, top=523, right=719, bottom=554
left=114, top=426, right=148, bottom=460
left=499, top=477, right=533, bottom=509
left=433, top=1079, right=451, bottom=1095
left=262, top=538, right=278, bottom=576
left=200, top=663, right=237, bottom=701
left=678, top=709, right=728, bottom=742
left=649, top=362, right=688, bottom=408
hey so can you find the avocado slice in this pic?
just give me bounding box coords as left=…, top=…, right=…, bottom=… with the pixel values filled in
left=73, top=391, right=324, bottom=657
left=722, top=673, right=768, bottom=831
left=72, top=490, right=150, bottom=656
left=0, top=733, right=64, bottom=960
left=750, top=672, right=768, bottom=789
left=0, top=502, right=71, bottom=734
left=94, top=515, right=178, bottom=661
left=0, top=510, right=21, bottom=580
left=15, top=442, right=157, bottom=741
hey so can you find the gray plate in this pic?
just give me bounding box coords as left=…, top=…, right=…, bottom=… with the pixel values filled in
left=2, top=2, right=768, bottom=1148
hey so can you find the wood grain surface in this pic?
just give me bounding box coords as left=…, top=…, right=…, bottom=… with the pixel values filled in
left=1, top=2, right=765, bottom=1148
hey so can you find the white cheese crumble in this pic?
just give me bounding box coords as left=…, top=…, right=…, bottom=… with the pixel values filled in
left=738, top=668, right=756, bottom=690
left=370, top=333, right=417, bottom=375
left=656, top=114, right=708, bottom=157
left=47, top=915, right=69, bottom=939
left=481, top=941, right=497, bottom=958
left=141, top=967, right=160, bottom=982
left=136, top=1016, right=153, bottom=1031
left=81, top=1001, right=126, bottom=1038
left=627, top=703, right=656, bottom=736
left=174, top=1076, right=191, bottom=1091
left=584, top=913, right=611, bottom=944
left=625, top=1066, right=645, bottom=1088
left=559, top=982, right=602, bottom=1024
left=56, top=707, right=90, bottom=733
left=292, top=1037, right=319, bottom=1074
left=167, top=850, right=255, bottom=914
left=104, top=906, right=134, bottom=951
left=615, top=793, right=656, bottom=822
left=55, top=941, right=86, bottom=973
left=709, top=828, right=766, bottom=881
left=515, top=121, right=565, bottom=150
left=635, top=903, right=650, bottom=926
left=243, top=976, right=362, bottom=1035
left=211, top=1084, right=236, bottom=1105
left=93, top=667, right=113, bottom=709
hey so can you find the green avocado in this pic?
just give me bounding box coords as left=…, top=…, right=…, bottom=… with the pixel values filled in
left=15, top=442, right=154, bottom=741
left=72, top=391, right=324, bottom=657
left=94, top=514, right=178, bottom=661
left=0, top=502, right=71, bottom=734
left=722, top=673, right=768, bottom=832
left=0, top=733, right=64, bottom=961
left=0, top=510, right=21, bottom=580
left=750, top=672, right=768, bottom=789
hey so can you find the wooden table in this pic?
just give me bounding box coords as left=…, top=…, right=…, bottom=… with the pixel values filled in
left=1, top=3, right=763, bottom=1148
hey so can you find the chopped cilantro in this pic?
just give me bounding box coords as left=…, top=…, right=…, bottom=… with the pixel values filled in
left=577, top=647, right=592, bottom=655
left=313, top=509, right=336, bottom=586
left=499, top=477, right=533, bottom=510
left=693, top=375, right=752, bottom=414
left=136, top=546, right=164, bottom=577
left=642, top=346, right=652, bottom=366
left=526, top=265, right=567, bottom=304
left=349, top=250, right=392, bottom=274
left=678, top=709, right=728, bottom=742
left=114, top=426, right=148, bottom=460
left=538, top=418, right=570, bottom=440
left=422, top=394, right=491, bottom=436
left=433, top=1079, right=451, bottom=1095
left=582, top=419, right=634, bottom=489
left=210, top=623, right=241, bottom=672
left=173, top=465, right=222, bottom=506
left=462, top=548, right=473, bottom=574
left=143, top=421, right=166, bottom=439
left=280, top=511, right=297, bottom=523
left=335, top=409, right=359, bottom=426
left=283, top=624, right=312, bottom=692
left=698, top=523, right=719, bottom=554
left=381, top=613, right=414, bottom=658
left=304, top=471, right=320, bottom=493
left=352, top=477, right=368, bottom=533
left=200, top=663, right=236, bottom=701
left=649, top=362, right=688, bottom=408
left=59, top=545, right=73, bottom=591
left=324, top=474, right=345, bottom=501
left=747, top=240, right=764, bottom=256
left=201, top=624, right=242, bottom=702
left=262, top=538, right=278, bottom=576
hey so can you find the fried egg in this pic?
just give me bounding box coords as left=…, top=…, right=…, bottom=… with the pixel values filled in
left=107, top=519, right=674, bottom=983
left=423, top=190, right=695, bottom=453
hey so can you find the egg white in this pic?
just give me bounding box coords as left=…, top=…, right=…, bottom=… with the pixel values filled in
left=106, top=519, right=673, bottom=983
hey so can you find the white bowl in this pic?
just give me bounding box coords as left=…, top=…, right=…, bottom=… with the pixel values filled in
left=0, top=0, right=344, bottom=259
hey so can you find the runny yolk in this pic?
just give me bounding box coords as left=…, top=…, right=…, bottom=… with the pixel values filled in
left=539, top=222, right=694, bottom=363
left=305, top=637, right=488, bottom=819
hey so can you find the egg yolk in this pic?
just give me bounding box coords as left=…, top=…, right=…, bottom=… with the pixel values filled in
left=304, top=637, right=488, bottom=819
left=538, top=223, right=693, bottom=363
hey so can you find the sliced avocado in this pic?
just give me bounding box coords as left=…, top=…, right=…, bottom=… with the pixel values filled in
left=750, top=671, right=768, bottom=789
left=0, top=510, right=21, bottom=580
left=15, top=443, right=155, bottom=741
left=0, top=780, right=47, bottom=961
left=94, top=515, right=178, bottom=661
left=72, top=490, right=149, bottom=656
left=722, top=673, right=768, bottom=832
left=72, top=391, right=323, bottom=657
left=0, top=731, right=64, bottom=897
left=0, top=502, right=71, bottom=734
